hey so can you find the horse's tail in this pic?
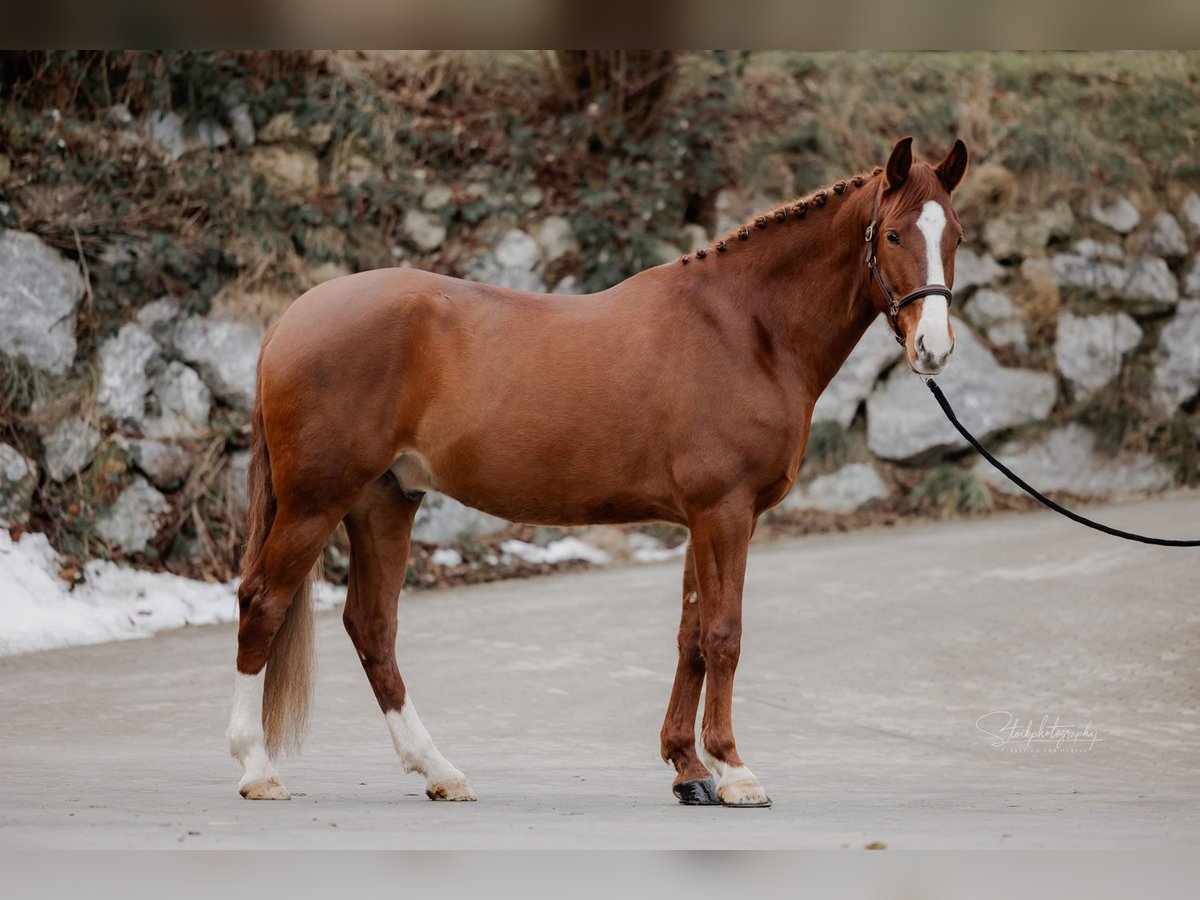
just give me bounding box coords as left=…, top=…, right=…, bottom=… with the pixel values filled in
left=241, top=325, right=315, bottom=757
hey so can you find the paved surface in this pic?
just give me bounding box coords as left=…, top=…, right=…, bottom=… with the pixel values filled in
left=1, top=494, right=1198, bottom=848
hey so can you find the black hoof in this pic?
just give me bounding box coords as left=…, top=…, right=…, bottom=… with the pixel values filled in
left=674, top=777, right=721, bottom=806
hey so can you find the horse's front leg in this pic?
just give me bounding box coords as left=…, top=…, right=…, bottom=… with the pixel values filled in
left=688, top=500, right=771, bottom=808
left=660, top=543, right=721, bottom=805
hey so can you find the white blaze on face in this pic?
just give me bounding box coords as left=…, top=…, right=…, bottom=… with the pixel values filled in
left=914, top=200, right=954, bottom=365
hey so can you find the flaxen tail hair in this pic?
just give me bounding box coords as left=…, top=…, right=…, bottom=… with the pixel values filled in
left=241, top=325, right=317, bottom=757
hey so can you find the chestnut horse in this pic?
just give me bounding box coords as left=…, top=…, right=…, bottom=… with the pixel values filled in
left=227, top=136, right=968, bottom=807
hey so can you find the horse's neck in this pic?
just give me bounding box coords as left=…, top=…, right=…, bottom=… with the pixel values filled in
left=713, top=187, right=880, bottom=401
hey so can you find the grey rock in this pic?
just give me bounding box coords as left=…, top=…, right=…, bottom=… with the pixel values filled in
left=954, top=247, right=1004, bottom=294
left=866, top=321, right=1057, bottom=461
left=1054, top=311, right=1142, bottom=398
left=1050, top=250, right=1178, bottom=309
left=494, top=229, right=541, bottom=271
left=1071, top=238, right=1125, bottom=261
left=228, top=103, right=255, bottom=147
left=0, top=443, right=36, bottom=525
left=421, top=185, right=455, bottom=210
left=1181, top=192, right=1200, bottom=237
left=983, top=201, right=1074, bottom=258
left=95, top=476, right=170, bottom=554
left=1143, top=211, right=1188, bottom=258
left=172, top=316, right=264, bottom=409
left=965, top=289, right=1029, bottom=351
left=145, top=361, right=212, bottom=438
left=135, top=297, right=181, bottom=336
left=41, top=416, right=100, bottom=482
left=1183, top=255, right=1200, bottom=297
left=96, top=323, right=159, bottom=422
left=413, top=493, right=507, bottom=545
left=0, top=230, right=85, bottom=375
left=1041, top=201, right=1076, bottom=241
left=782, top=463, right=890, bottom=513
left=147, top=110, right=187, bottom=161
left=402, top=209, right=447, bottom=252
left=1125, top=256, right=1179, bottom=307
left=973, top=424, right=1172, bottom=499
left=133, top=439, right=194, bottom=490
left=965, top=288, right=1020, bottom=325
left=1088, top=195, right=1140, bottom=234
left=984, top=321, right=1030, bottom=351
left=520, top=185, right=545, bottom=208
left=530, top=216, right=579, bottom=263
left=193, top=119, right=229, bottom=151
left=1152, top=299, right=1200, bottom=414
left=812, top=318, right=903, bottom=427
left=466, top=229, right=545, bottom=292
left=107, top=103, right=134, bottom=128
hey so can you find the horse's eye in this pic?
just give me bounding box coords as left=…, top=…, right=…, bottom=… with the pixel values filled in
left=886, top=231, right=900, bottom=245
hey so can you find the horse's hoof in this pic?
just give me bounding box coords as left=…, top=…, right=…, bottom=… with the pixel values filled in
left=717, top=778, right=772, bottom=808
left=673, top=777, right=721, bottom=806
left=240, top=777, right=291, bottom=800
left=426, top=779, right=477, bottom=801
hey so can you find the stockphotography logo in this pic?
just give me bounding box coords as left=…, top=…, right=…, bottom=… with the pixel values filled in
left=976, top=711, right=1102, bottom=753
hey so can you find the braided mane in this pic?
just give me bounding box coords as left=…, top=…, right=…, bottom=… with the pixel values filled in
left=678, top=166, right=883, bottom=265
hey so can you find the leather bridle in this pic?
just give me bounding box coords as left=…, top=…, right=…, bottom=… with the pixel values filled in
left=865, top=182, right=953, bottom=346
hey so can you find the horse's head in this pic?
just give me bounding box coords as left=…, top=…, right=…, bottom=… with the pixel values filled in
left=868, top=137, right=969, bottom=376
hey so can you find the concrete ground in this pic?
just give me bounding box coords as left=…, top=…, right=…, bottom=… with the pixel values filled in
left=1, top=494, right=1198, bottom=848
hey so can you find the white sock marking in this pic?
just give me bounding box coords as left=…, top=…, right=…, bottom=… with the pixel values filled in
left=227, top=671, right=281, bottom=789
left=384, top=698, right=467, bottom=789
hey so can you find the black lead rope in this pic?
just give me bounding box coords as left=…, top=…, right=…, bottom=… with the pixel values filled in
left=924, top=378, right=1200, bottom=547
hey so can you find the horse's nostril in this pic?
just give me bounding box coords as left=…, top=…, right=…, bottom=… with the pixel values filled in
left=917, top=335, right=926, bottom=354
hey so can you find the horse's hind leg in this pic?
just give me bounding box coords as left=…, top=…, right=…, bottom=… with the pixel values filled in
left=229, top=507, right=334, bottom=800
left=342, top=474, right=475, bottom=801
left=660, top=544, right=720, bottom=805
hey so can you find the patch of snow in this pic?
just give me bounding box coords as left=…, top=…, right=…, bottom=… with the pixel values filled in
left=499, top=537, right=610, bottom=566
left=627, top=532, right=688, bottom=564
left=430, top=547, right=464, bottom=567
left=0, top=526, right=344, bottom=656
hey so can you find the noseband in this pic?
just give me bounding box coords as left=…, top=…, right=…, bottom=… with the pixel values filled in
left=865, top=183, right=953, bottom=346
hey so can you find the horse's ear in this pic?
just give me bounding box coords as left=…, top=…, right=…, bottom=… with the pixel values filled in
left=885, top=136, right=913, bottom=191
left=935, top=139, right=969, bottom=193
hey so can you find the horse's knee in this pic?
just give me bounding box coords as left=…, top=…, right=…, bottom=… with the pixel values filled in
left=701, top=621, right=741, bottom=668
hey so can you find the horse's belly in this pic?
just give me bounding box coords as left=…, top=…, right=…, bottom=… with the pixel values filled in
left=395, top=442, right=680, bottom=526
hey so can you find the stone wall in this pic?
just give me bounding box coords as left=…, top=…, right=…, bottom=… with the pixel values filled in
left=3, top=173, right=1199, bottom=573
